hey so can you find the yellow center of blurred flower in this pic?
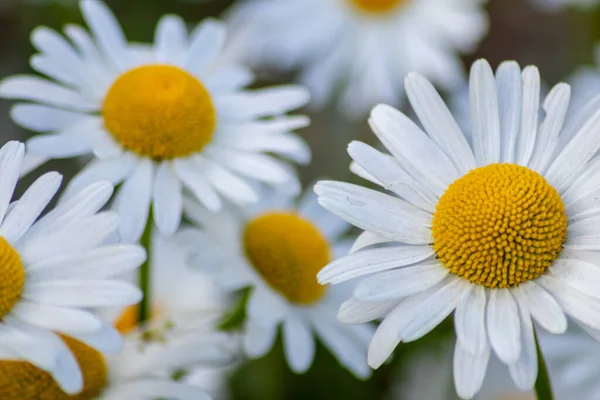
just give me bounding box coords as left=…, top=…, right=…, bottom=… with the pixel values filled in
left=0, top=236, right=24, bottom=318
left=348, top=0, right=406, bottom=14
left=103, top=65, right=216, bottom=160
left=243, top=212, right=330, bottom=304
left=114, top=304, right=163, bottom=334
left=432, top=164, right=567, bottom=289
left=0, top=336, right=107, bottom=399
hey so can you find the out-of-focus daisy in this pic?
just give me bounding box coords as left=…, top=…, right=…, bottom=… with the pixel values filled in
left=113, top=231, right=235, bottom=399
left=530, top=0, right=600, bottom=11
left=315, top=58, right=600, bottom=398
left=0, top=0, right=310, bottom=243
left=0, top=317, right=237, bottom=400
left=565, top=45, right=600, bottom=120
left=0, top=140, right=144, bottom=394
left=177, top=187, right=373, bottom=377
left=224, top=0, right=488, bottom=116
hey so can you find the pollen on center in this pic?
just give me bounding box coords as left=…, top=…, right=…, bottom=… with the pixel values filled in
left=0, top=335, right=107, bottom=399
left=348, top=0, right=407, bottom=14
left=243, top=212, right=330, bottom=304
left=0, top=236, right=25, bottom=319
left=432, top=164, right=567, bottom=289
left=102, top=65, right=216, bottom=160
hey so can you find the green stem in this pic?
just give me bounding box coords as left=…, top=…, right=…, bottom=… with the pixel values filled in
left=219, top=287, right=252, bottom=331
left=534, top=332, right=554, bottom=400
left=138, top=212, right=153, bottom=326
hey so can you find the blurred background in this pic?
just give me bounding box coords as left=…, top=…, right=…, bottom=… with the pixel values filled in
left=0, top=0, right=599, bottom=398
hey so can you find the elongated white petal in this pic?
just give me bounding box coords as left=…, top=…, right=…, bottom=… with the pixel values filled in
left=508, top=302, right=538, bottom=391
left=283, top=314, right=315, bottom=373
left=11, top=301, right=102, bottom=335
left=153, top=162, right=182, bottom=237
left=453, top=341, right=491, bottom=400
left=0, top=142, right=25, bottom=224
left=470, top=59, right=501, bottom=165
left=495, top=61, right=521, bottom=163
left=515, top=66, right=540, bottom=166
left=23, top=280, right=142, bottom=307
left=337, top=297, right=399, bottom=324
left=511, top=281, right=567, bottom=334
left=486, top=289, right=521, bottom=364
left=454, top=285, right=487, bottom=355
left=184, top=19, right=226, bottom=76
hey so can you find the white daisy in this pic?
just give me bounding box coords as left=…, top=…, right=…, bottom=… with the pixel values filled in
left=0, top=0, right=310, bottom=243
left=224, top=0, right=488, bottom=116
left=315, top=58, right=600, bottom=399
left=111, top=230, right=235, bottom=399
left=176, top=186, right=374, bottom=377
left=0, top=316, right=237, bottom=400
left=0, top=140, right=145, bottom=394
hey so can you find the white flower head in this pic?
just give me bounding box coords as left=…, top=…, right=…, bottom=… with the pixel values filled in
left=315, top=58, right=600, bottom=399
left=0, top=141, right=145, bottom=395
left=0, top=0, right=311, bottom=243
left=224, top=0, right=488, bottom=116
left=0, top=316, right=236, bottom=400
left=177, top=186, right=374, bottom=378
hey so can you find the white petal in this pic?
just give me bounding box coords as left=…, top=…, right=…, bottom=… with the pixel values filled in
left=367, top=303, right=403, bottom=369
left=217, top=86, right=310, bottom=119
left=337, top=297, right=399, bottom=325
left=527, top=83, right=570, bottom=173
left=62, top=155, right=135, bottom=200
left=0, top=76, right=97, bottom=111
left=405, top=72, right=476, bottom=174
left=314, top=181, right=432, bottom=245
left=470, top=59, right=501, bottom=165
left=545, top=95, right=600, bottom=191
left=495, top=61, right=521, bottom=163
left=282, top=314, right=315, bottom=373
left=153, top=162, right=182, bottom=237
left=173, top=158, right=222, bottom=212
left=70, top=322, right=123, bottom=354
left=31, top=26, right=85, bottom=85
left=354, top=263, right=449, bottom=302
left=317, top=245, right=434, bottom=285
left=11, top=103, right=84, bottom=132
left=369, top=104, right=459, bottom=195
left=154, top=14, right=188, bottom=64
left=28, top=245, right=146, bottom=280
left=453, top=341, right=491, bottom=400
left=0, top=172, right=61, bottom=243
left=116, top=159, right=153, bottom=243
left=508, top=304, right=537, bottom=391
left=204, top=160, right=259, bottom=206
left=205, top=66, right=253, bottom=93
left=23, top=280, right=142, bottom=307
left=349, top=231, right=393, bottom=254
left=454, top=285, right=487, bottom=356
left=0, top=142, right=25, bottom=224
left=26, top=132, right=94, bottom=159
left=106, top=380, right=211, bottom=400
left=183, top=19, right=226, bottom=76
left=486, top=289, right=521, bottom=364
left=80, top=0, right=132, bottom=71
left=511, top=281, right=567, bottom=334
left=347, top=141, right=438, bottom=212
left=11, top=301, right=102, bottom=335
left=515, top=66, right=540, bottom=166
left=243, top=320, right=277, bottom=358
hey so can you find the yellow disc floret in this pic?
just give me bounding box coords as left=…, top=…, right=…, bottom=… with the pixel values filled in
left=348, top=0, right=407, bottom=14
left=432, top=164, right=567, bottom=289
left=0, top=335, right=107, bottom=399
left=103, top=65, right=216, bottom=160
left=243, top=212, right=330, bottom=304
left=0, top=236, right=24, bottom=318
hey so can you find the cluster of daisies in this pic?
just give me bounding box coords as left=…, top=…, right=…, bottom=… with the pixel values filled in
left=2, top=0, right=600, bottom=399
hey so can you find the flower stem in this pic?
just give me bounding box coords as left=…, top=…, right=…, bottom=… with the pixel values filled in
left=219, top=287, right=252, bottom=331
left=534, top=331, right=554, bottom=400
left=138, top=212, right=153, bottom=326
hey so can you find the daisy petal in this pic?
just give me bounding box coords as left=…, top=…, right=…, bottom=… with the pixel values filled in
left=317, top=245, right=434, bottom=285
left=454, top=285, right=487, bottom=356
left=511, top=281, right=567, bottom=334
left=337, top=297, right=399, bottom=324
left=116, top=158, right=153, bottom=243
left=184, top=19, right=226, bottom=76
left=11, top=301, right=102, bottom=335
left=453, top=341, right=491, bottom=400
left=495, top=61, right=521, bottom=163
left=153, top=162, right=182, bottom=237
left=282, top=314, right=315, bottom=373
left=0, top=142, right=25, bottom=223
left=470, top=59, right=501, bottom=165
left=174, top=158, right=222, bottom=212
left=508, top=306, right=537, bottom=391
left=515, top=66, right=540, bottom=166
left=23, top=280, right=142, bottom=307
left=154, top=14, right=188, bottom=64
left=486, top=289, right=521, bottom=364
left=349, top=231, right=393, bottom=254
left=405, top=72, right=476, bottom=174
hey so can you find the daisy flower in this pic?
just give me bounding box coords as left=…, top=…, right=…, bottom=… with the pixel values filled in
left=315, top=58, right=600, bottom=399
left=0, top=140, right=145, bottom=394
left=176, top=186, right=373, bottom=377
left=112, top=230, right=235, bottom=398
left=0, top=317, right=237, bottom=400
left=224, top=0, right=488, bottom=116
left=0, top=0, right=310, bottom=243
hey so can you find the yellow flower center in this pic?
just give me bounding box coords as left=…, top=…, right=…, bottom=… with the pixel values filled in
left=432, top=164, right=567, bottom=289
left=243, top=212, right=330, bottom=304
left=102, top=65, right=216, bottom=160
left=0, top=335, right=107, bottom=399
left=347, top=0, right=406, bottom=14
left=0, top=236, right=24, bottom=318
